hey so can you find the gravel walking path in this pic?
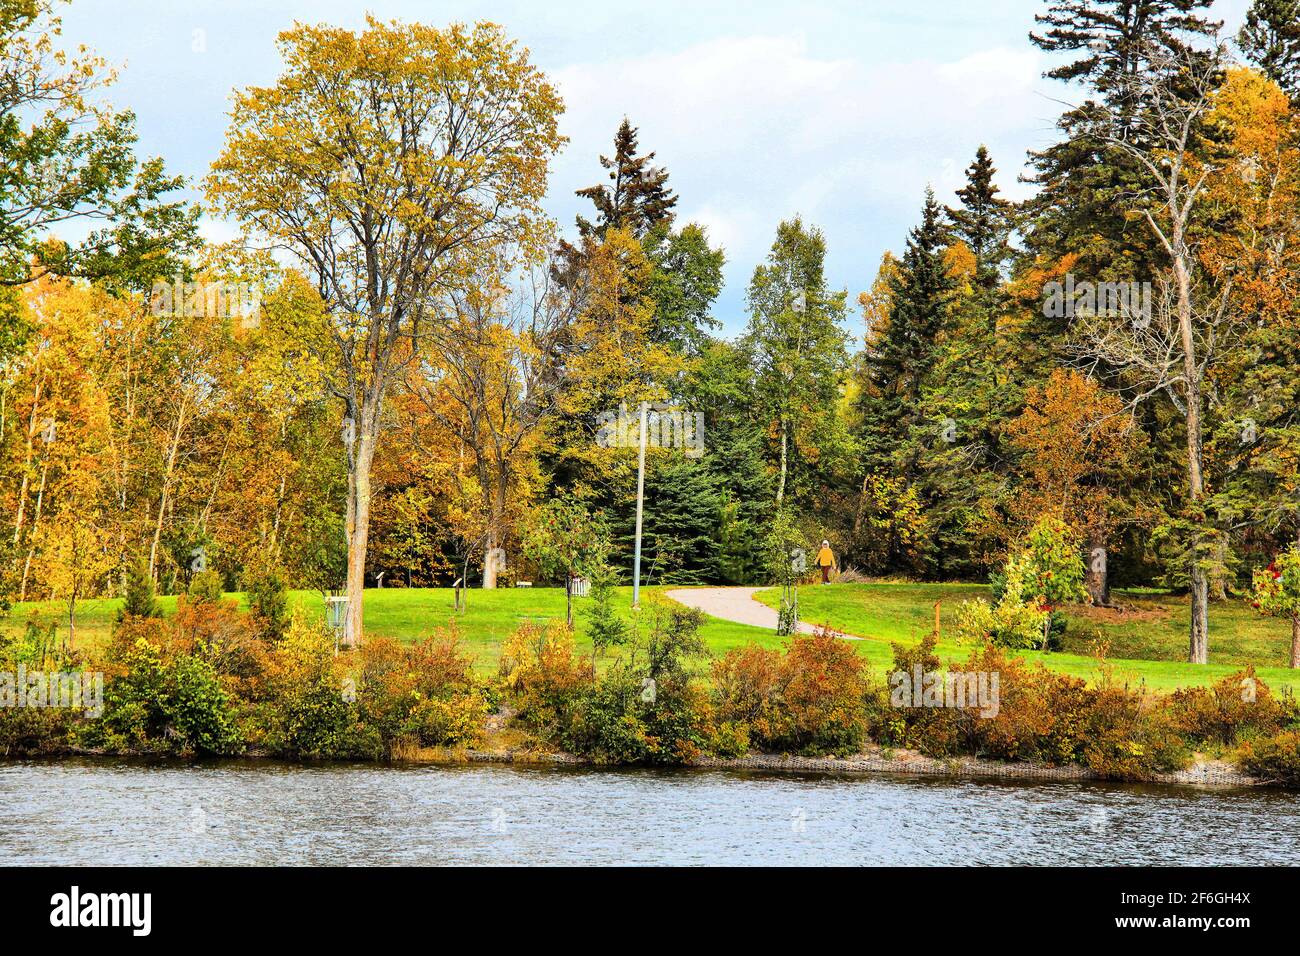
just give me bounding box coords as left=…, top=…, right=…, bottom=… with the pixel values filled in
left=663, top=586, right=860, bottom=639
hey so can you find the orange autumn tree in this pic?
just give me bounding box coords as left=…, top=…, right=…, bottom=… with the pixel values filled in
left=1006, top=369, right=1146, bottom=606
left=1203, top=67, right=1300, bottom=554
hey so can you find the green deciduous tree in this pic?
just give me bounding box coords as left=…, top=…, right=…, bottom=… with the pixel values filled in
left=744, top=217, right=849, bottom=508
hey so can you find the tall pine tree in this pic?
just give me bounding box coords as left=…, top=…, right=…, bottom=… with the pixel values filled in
left=574, top=118, right=678, bottom=241
left=1238, top=0, right=1300, bottom=99
left=948, top=145, right=1013, bottom=301
left=859, top=189, right=954, bottom=476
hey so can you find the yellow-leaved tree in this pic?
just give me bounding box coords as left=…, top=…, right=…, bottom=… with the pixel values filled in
left=207, top=18, right=564, bottom=643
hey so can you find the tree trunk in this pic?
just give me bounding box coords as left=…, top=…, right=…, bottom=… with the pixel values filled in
left=775, top=415, right=788, bottom=506
left=149, top=394, right=190, bottom=580
left=483, top=532, right=498, bottom=589
left=18, top=453, right=49, bottom=601
left=1291, top=615, right=1300, bottom=670
left=1175, top=254, right=1209, bottom=665
left=1085, top=537, right=1110, bottom=607
left=344, top=421, right=379, bottom=649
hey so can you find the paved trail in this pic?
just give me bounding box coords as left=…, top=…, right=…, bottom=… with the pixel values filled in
left=664, top=586, right=860, bottom=640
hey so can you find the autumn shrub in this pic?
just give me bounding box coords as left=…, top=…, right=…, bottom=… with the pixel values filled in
left=175, top=597, right=266, bottom=685
left=775, top=629, right=867, bottom=754
left=562, top=666, right=653, bottom=763
left=956, top=555, right=1051, bottom=651
left=354, top=633, right=486, bottom=748
left=708, top=719, right=750, bottom=758
left=0, top=617, right=93, bottom=754
left=88, top=635, right=242, bottom=756
left=871, top=635, right=961, bottom=756
left=401, top=694, right=486, bottom=748
left=711, top=629, right=867, bottom=756
left=1165, top=668, right=1291, bottom=747
left=558, top=601, right=711, bottom=765
left=254, top=616, right=381, bottom=760
left=950, top=643, right=1072, bottom=762
left=499, top=622, right=591, bottom=730
left=187, top=569, right=224, bottom=605
left=1081, top=678, right=1190, bottom=780
left=711, top=644, right=785, bottom=735
left=103, top=615, right=176, bottom=669
left=2, top=614, right=64, bottom=668
left=1238, top=731, right=1300, bottom=784
left=561, top=664, right=710, bottom=765
left=0, top=707, right=76, bottom=755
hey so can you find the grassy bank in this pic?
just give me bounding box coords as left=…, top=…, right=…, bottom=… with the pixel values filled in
left=2, top=586, right=780, bottom=672
left=10, top=581, right=1300, bottom=693
left=753, top=582, right=1300, bottom=694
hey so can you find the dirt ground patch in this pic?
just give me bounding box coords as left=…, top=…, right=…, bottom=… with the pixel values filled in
left=1071, top=602, right=1173, bottom=624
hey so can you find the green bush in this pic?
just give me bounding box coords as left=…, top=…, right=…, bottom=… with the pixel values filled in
left=247, top=567, right=290, bottom=643
left=89, top=637, right=241, bottom=755
left=402, top=694, right=487, bottom=747
left=116, top=556, right=161, bottom=625
left=187, top=569, right=224, bottom=605
left=0, top=707, right=75, bottom=755
left=256, top=618, right=382, bottom=760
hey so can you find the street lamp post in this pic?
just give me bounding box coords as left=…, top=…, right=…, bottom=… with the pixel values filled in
left=632, top=401, right=648, bottom=609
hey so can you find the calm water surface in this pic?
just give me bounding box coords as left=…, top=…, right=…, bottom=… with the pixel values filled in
left=0, top=760, right=1295, bottom=865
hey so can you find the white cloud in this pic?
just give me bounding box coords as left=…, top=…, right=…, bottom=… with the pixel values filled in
left=549, top=34, right=1054, bottom=330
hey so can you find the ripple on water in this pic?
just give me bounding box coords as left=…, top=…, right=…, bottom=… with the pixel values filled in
left=0, top=760, right=1294, bottom=866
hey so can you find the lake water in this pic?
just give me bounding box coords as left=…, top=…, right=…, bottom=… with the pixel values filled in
left=0, top=760, right=1295, bottom=866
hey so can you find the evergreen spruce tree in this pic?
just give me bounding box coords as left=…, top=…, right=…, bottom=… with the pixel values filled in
left=854, top=190, right=959, bottom=574
left=948, top=145, right=1013, bottom=301
left=614, top=455, right=722, bottom=585
left=1238, top=0, right=1300, bottom=99
left=1023, top=0, right=1221, bottom=281
left=116, top=555, right=161, bottom=624
left=248, top=566, right=290, bottom=643
left=574, top=118, right=678, bottom=241
left=859, top=189, right=955, bottom=479
left=584, top=545, right=629, bottom=658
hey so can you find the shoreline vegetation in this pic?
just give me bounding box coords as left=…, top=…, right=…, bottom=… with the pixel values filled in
left=4, top=584, right=1299, bottom=790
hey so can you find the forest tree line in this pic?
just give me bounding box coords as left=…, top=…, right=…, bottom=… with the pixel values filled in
left=3, top=0, right=1300, bottom=653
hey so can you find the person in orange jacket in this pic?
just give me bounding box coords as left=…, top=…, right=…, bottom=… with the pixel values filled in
left=815, top=539, right=835, bottom=584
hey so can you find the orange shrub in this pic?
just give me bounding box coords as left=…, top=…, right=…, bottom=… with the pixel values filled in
left=710, top=628, right=867, bottom=756
left=1166, top=668, right=1290, bottom=746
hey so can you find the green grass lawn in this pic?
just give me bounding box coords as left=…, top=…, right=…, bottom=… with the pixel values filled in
left=1, top=586, right=782, bottom=674
left=754, top=582, right=1300, bottom=694
left=10, top=581, right=1297, bottom=692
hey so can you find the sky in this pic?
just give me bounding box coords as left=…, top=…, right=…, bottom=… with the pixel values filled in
left=58, top=0, right=1254, bottom=337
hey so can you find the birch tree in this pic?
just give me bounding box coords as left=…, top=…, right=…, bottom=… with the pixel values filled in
left=1072, top=41, right=1238, bottom=663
